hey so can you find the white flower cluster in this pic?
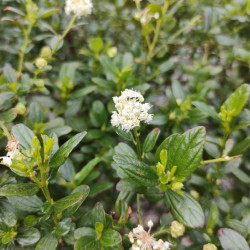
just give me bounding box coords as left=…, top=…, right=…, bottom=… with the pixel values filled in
left=111, top=89, right=153, bottom=132
left=134, top=9, right=160, bottom=25
left=0, top=138, right=19, bottom=167
left=128, top=220, right=171, bottom=250
left=65, top=0, right=93, bottom=17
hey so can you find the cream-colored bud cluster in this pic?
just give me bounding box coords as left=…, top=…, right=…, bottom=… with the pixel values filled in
left=111, top=89, right=153, bottom=132
left=170, top=221, right=185, bottom=238
left=128, top=220, right=171, bottom=250
left=134, top=8, right=160, bottom=25
left=65, top=0, right=93, bottom=17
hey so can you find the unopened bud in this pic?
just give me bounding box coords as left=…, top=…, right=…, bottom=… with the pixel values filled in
left=107, top=47, right=117, bottom=58
left=203, top=243, right=217, bottom=250
left=40, top=46, right=52, bottom=58
left=169, top=112, right=175, bottom=120
left=35, top=58, right=47, bottom=70
left=170, top=220, right=185, bottom=238
left=176, top=98, right=182, bottom=106
left=35, top=79, right=45, bottom=88
left=172, top=182, right=183, bottom=191
left=15, top=102, right=26, bottom=115
left=190, top=190, right=200, bottom=200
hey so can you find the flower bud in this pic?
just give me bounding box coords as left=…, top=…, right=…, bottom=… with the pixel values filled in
left=203, top=243, right=217, bottom=250
left=170, top=220, right=185, bottom=238
left=35, top=58, right=47, bottom=70
left=107, top=47, right=117, bottom=58
left=35, top=79, right=45, bottom=88
left=40, top=46, right=52, bottom=58
left=15, top=102, right=26, bottom=115
left=190, top=190, right=200, bottom=200
left=171, top=182, right=184, bottom=191
left=169, top=112, right=175, bottom=120
left=176, top=98, right=182, bottom=106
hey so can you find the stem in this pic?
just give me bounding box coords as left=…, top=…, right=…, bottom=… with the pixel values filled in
left=152, top=228, right=170, bottom=237
left=201, top=154, right=242, bottom=165
left=51, top=15, right=77, bottom=56
left=137, top=194, right=143, bottom=225
left=0, top=121, right=12, bottom=141
left=18, top=23, right=32, bottom=75
left=133, top=128, right=142, bottom=160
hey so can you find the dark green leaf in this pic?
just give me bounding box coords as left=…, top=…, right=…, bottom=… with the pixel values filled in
left=35, top=234, right=58, bottom=250
left=143, top=128, right=160, bottom=153
left=113, top=155, right=158, bottom=187
left=100, top=229, right=122, bottom=248
left=16, top=227, right=40, bottom=246
left=165, top=190, right=204, bottom=228
left=0, top=199, right=17, bottom=227
left=49, top=131, right=87, bottom=169
left=0, top=183, right=39, bottom=197
left=218, top=228, right=249, bottom=250
left=226, top=219, right=248, bottom=238
left=74, top=235, right=100, bottom=250
left=89, top=181, right=113, bottom=197
left=113, top=127, right=134, bottom=142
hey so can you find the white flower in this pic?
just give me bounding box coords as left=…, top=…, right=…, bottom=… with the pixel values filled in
left=111, top=89, right=153, bottom=132
left=65, top=0, right=93, bottom=17
left=0, top=156, right=12, bottom=167
left=128, top=221, right=171, bottom=250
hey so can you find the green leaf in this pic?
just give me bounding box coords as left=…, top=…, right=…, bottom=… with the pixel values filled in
left=113, top=155, right=158, bottom=187
left=222, top=84, right=250, bottom=118
left=91, top=203, right=106, bottom=226
left=230, top=167, right=250, bottom=185
left=35, top=234, right=58, bottom=250
left=192, top=101, right=221, bottom=121
left=0, top=200, right=17, bottom=227
left=113, top=126, right=134, bottom=142
left=28, top=102, right=44, bottom=125
left=142, top=128, right=160, bottom=153
left=63, top=185, right=89, bottom=216
left=74, top=227, right=96, bottom=240
left=75, top=157, right=102, bottom=185
left=54, top=218, right=71, bottom=236
left=165, top=190, right=204, bottom=228
left=115, top=143, right=137, bottom=158
left=59, top=159, right=75, bottom=182
left=0, top=92, right=15, bottom=110
left=229, top=136, right=250, bottom=155
left=70, top=86, right=97, bottom=99
left=37, top=8, right=59, bottom=19
left=206, top=203, right=219, bottom=234
left=218, top=228, right=249, bottom=250
left=226, top=219, right=248, bottom=238
left=3, top=65, right=17, bottom=83
left=74, top=235, right=100, bottom=250
left=89, top=181, right=113, bottom=197
left=89, top=37, right=103, bottom=54
left=156, top=127, right=205, bottom=177
left=49, top=131, right=87, bottom=169
left=100, top=229, right=122, bottom=248
left=0, top=108, right=17, bottom=123
left=16, top=227, right=40, bottom=246
left=0, top=183, right=39, bottom=197
left=91, top=101, right=108, bottom=126
left=12, top=124, right=36, bottom=150
left=53, top=192, right=84, bottom=214
left=8, top=195, right=42, bottom=212
left=172, top=80, right=186, bottom=101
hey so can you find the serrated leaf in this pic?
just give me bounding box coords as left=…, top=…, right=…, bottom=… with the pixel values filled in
left=165, top=190, right=204, bottom=228
left=156, top=127, right=206, bottom=177
left=49, top=131, right=87, bottom=169
left=113, top=155, right=158, bottom=187
left=218, top=228, right=249, bottom=250
left=0, top=183, right=39, bottom=197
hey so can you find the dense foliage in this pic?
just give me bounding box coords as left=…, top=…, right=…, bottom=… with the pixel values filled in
left=0, top=0, right=249, bottom=249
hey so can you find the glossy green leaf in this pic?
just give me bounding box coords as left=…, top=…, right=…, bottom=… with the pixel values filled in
left=49, top=131, right=87, bottom=169
left=54, top=218, right=72, bottom=236
left=142, top=128, right=160, bottom=153
left=156, top=127, right=206, bottom=177
left=90, top=37, right=103, bottom=54
left=113, top=126, right=134, bottom=142
left=35, top=234, right=58, bottom=250
left=8, top=195, right=43, bottom=212
left=75, top=157, right=102, bottom=185
left=16, top=227, right=40, bottom=246
left=113, top=155, right=158, bottom=187
left=74, top=235, right=100, bottom=250
left=165, top=190, right=204, bottom=228
left=222, top=84, right=250, bottom=118
left=12, top=124, right=36, bottom=150
left=192, top=101, right=221, bottom=121
left=226, top=219, right=248, bottom=238
left=91, top=101, right=108, bottom=126
left=89, top=181, right=113, bottom=197
left=63, top=185, right=89, bottom=216
left=53, top=192, right=84, bottom=214
left=100, top=229, right=122, bottom=248
left=0, top=199, right=17, bottom=227
left=218, top=228, right=249, bottom=250
left=74, top=227, right=96, bottom=240
left=0, top=183, right=39, bottom=197
left=91, top=203, right=106, bottom=226
left=229, top=136, right=250, bottom=155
